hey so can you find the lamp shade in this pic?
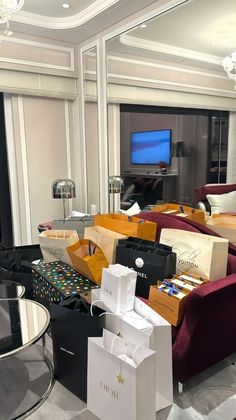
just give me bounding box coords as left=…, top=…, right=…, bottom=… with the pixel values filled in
left=52, top=179, right=76, bottom=199
left=109, top=176, right=124, bottom=193
left=171, top=141, right=188, bottom=158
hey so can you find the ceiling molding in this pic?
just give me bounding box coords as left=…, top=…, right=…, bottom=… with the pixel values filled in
left=120, top=33, right=222, bottom=66
left=107, top=73, right=236, bottom=98
left=107, top=55, right=228, bottom=80
left=11, top=0, right=120, bottom=29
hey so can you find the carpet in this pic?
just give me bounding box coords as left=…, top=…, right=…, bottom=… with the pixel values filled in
left=1, top=337, right=236, bottom=419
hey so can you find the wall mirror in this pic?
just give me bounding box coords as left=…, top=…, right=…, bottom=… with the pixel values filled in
left=105, top=0, right=236, bottom=208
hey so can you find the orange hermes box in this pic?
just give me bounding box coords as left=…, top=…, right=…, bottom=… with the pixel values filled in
left=152, top=203, right=205, bottom=224
left=148, top=281, right=188, bottom=326
left=94, top=213, right=157, bottom=241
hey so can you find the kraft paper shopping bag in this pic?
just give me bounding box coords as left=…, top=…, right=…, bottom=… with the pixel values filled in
left=84, top=226, right=127, bottom=264
left=38, top=229, right=79, bottom=266
left=160, top=228, right=229, bottom=280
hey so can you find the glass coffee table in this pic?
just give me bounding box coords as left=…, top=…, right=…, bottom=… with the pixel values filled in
left=0, top=279, right=25, bottom=299
left=0, top=299, right=54, bottom=419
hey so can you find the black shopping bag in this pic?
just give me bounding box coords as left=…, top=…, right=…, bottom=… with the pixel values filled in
left=50, top=294, right=105, bottom=402
left=116, top=237, right=176, bottom=298
left=0, top=245, right=42, bottom=299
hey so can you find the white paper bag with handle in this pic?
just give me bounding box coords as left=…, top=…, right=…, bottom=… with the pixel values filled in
left=87, top=329, right=156, bottom=420
left=100, top=264, right=137, bottom=314
left=160, top=228, right=229, bottom=280
left=91, top=289, right=173, bottom=412
left=38, top=229, right=79, bottom=266
left=84, top=226, right=127, bottom=264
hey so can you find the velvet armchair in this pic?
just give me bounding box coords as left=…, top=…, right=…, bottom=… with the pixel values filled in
left=138, top=211, right=236, bottom=393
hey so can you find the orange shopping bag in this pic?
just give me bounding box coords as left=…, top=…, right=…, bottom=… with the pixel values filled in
left=67, top=239, right=108, bottom=285
left=94, top=213, right=157, bottom=241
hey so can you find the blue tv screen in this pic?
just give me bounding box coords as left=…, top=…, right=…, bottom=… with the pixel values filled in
left=130, top=129, right=171, bottom=165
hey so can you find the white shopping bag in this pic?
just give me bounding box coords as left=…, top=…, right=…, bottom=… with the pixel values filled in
left=91, top=288, right=173, bottom=412
left=38, top=229, right=79, bottom=266
left=100, top=264, right=137, bottom=314
left=160, top=228, right=229, bottom=281
left=84, top=226, right=127, bottom=264
left=87, top=329, right=156, bottom=420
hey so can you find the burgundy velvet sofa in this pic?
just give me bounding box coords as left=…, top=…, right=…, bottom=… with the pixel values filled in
left=195, top=183, right=236, bottom=213
left=138, top=211, right=236, bottom=391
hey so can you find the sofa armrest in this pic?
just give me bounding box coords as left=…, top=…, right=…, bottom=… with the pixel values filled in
left=173, top=274, right=236, bottom=383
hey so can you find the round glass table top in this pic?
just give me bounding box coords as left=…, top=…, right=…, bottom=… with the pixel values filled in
left=0, top=299, right=49, bottom=359
left=0, top=279, right=25, bottom=299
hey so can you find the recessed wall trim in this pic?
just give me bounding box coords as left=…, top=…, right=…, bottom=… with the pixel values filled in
left=0, top=35, right=75, bottom=73
left=18, top=96, right=32, bottom=245
left=4, top=95, right=22, bottom=246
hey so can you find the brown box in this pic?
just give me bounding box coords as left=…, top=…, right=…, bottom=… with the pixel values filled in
left=148, top=284, right=188, bottom=326
left=152, top=203, right=205, bottom=224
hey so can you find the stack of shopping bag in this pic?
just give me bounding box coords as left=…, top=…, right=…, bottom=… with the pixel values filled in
left=87, top=263, right=173, bottom=418
left=38, top=213, right=158, bottom=287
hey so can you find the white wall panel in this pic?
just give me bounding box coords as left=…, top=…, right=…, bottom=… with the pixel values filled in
left=5, top=94, right=75, bottom=244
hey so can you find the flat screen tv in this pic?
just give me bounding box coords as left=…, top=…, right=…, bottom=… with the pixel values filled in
left=130, top=129, right=171, bottom=165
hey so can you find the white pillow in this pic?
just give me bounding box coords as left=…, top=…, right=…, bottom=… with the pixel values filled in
left=206, top=190, right=236, bottom=214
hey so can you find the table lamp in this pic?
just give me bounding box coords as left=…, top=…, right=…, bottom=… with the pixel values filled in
left=52, top=178, right=76, bottom=219
left=109, top=176, right=124, bottom=212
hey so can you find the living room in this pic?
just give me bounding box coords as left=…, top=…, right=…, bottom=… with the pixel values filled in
left=1, top=1, right=236, bottom=420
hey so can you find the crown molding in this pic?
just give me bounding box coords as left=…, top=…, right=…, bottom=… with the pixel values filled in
left=12, top=0, right=120, bottom=29
left=120, top=33, right=222, bottom=66
left=107, top=54, right=227, bottom=80
left=107, top=73, right=236, bottom=98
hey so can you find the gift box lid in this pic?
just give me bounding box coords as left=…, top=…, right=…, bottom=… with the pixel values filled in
left=33, top=260, right=100, bottom=297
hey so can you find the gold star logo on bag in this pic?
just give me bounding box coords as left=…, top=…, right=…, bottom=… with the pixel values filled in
left=117, top=373, right=125, bottom=384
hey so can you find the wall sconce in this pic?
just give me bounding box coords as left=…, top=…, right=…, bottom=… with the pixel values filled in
left=109, top=176, right=124, bottom=212
left=52, top=178, right=76, bottom=219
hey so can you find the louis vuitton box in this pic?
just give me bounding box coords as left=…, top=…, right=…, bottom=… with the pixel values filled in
left=148, top=281, right=188, bottom=326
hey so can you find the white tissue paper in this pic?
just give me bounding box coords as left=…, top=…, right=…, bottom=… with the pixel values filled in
left=119, top=202, right=141, bottom=216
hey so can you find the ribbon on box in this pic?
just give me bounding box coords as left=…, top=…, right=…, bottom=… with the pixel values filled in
left=159, top=279, right=182, bottom=296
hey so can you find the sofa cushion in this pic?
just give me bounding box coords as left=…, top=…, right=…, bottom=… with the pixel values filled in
left=195, top=183, right=236, bottom=202
left=207, top=190, right=236, bottom=214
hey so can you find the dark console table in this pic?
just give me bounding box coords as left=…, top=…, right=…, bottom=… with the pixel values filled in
left=122, top=172, right=178, bottom=204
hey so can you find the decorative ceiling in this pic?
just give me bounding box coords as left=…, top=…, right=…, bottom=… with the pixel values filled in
left=107, top=0, right=236, bottom=72
left=6, top=0, right=158, bottom=43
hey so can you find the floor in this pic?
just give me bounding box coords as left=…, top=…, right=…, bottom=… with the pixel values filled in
left=1, top=338, right=236, bottom=420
